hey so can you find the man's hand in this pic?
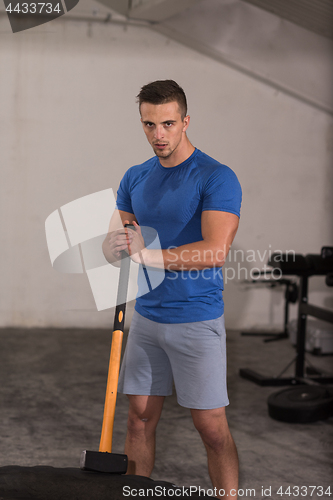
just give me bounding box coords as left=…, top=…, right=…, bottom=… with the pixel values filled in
left=125, top=221, right=147, bottom=265
left=103, top=219, right=146, bottom=265
left=102, top=210, right=139, bottom=266
left=105, top=228, right=129, bottom=260
left=102, top=219, right=132, bottom=264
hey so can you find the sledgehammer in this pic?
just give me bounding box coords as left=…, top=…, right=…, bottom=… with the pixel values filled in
left=80, top=225, right=134, bottom=473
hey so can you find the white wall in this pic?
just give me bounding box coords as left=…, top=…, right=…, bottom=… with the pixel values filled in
left=0, top=2, right=332, bottom=329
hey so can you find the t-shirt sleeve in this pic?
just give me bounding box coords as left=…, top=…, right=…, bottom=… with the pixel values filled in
left=116, top=169, right=134, bottom=213
left=202, top=165, right=242, bottom=217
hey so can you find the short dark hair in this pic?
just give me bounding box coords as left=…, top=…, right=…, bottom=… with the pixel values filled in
left=137, top=80, right=187, bottom=120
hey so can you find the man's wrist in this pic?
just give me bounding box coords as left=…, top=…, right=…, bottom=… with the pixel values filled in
left=131, top=247, right=149, bottom=265
left=131, top=247, right=166, bottom=269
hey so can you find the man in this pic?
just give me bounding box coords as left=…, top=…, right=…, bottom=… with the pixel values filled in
left=103, top=80, right=242, bottom=499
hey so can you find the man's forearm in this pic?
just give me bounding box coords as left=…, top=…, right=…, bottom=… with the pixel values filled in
left=138, top=240, right=230, bottom=271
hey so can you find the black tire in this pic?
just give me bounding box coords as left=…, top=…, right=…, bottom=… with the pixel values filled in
left=267, top=385, right=333, bottom=423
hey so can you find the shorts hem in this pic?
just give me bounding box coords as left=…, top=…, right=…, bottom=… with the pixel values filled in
left=118, top=389, right=173, bottom=397
left=176, top=398, right=230, bottom=410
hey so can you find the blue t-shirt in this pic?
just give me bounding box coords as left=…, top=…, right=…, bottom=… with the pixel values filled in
left=116, top=148, right=242, bottom=323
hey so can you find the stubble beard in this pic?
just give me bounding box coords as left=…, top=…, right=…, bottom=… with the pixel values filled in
left=152, top=137, right=182, bottom=160
left=153, top=145, right=173, bottom=159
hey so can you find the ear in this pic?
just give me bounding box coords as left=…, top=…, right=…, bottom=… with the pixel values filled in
left=182, top=115, right=190, bottom=132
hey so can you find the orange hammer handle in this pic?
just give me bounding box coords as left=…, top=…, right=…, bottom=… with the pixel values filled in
left=99, top=328, right=124, bottom=453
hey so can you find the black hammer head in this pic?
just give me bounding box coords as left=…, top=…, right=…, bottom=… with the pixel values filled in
left=80, top=450, right=128, bottom=474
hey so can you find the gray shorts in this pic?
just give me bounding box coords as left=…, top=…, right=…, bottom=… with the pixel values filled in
left=118, top=310, right=229, bottom=410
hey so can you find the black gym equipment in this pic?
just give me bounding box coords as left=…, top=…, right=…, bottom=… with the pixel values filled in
left=240, top=247, right=333, bottom=423
left=268, top=385, right=333, bottom=423
left=0, top=467, right=212, bottom=500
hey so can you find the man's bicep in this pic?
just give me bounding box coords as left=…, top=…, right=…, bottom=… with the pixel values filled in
left=201, top=210, right=239, bottom=248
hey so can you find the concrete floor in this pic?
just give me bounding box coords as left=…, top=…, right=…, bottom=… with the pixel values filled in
left=0, top=321, right=332, bottom=500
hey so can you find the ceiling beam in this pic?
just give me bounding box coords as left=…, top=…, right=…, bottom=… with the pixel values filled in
left=241, top=0, right=333, bottom=39
left=129, top=0, right=202, bottom=22
left=95, top=0, right=202, bottom=22
left=95, top=0, right=130, bottom=17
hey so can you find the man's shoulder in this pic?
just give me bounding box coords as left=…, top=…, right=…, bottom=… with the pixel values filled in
left=122, top=156, right=157, bottom=183
left=129, top=156, right=157, bottom=172
left=194, top=149, right=237, bottom=177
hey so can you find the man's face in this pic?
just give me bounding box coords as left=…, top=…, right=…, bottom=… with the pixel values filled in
left=140, top=101, right=190, bottom=162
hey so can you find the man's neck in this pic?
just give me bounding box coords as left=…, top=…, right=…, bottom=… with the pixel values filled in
left=159, top=137, right=195, bottom=168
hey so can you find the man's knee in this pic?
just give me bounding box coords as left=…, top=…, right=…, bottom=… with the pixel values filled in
left=126, top=412, right=149, bottom=436
left=191, top=408, right=232, bottom=451
left=126, top=395, right=164, bottom=436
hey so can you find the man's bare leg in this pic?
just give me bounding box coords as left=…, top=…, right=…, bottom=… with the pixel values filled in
left=125, top=395, right=165, bottom=476
left=191, top=407, right=239, bottom=500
